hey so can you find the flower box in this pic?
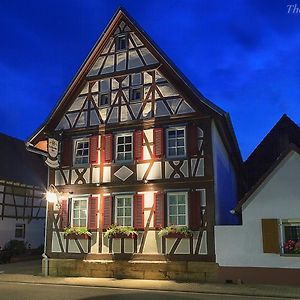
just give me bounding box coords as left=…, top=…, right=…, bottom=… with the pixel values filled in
left=164, top=232, right=192, bottom=239
left=110, top=233, right=136, bottom=239
left=64, top=233, right=90, bottom=240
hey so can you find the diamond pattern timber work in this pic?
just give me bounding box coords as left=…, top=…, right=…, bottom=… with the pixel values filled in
left=114, top=166, right=134, bottom=181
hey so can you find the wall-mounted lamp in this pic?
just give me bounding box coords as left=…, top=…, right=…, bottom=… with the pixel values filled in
left=46, top=184, right=71, bottom=210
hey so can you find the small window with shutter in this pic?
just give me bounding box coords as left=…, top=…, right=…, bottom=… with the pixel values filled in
left=114, top=195, right=133, bottom=226
left=166, top=127, right=186, bottom=159
left=71, top=197, right=88, bottom=227
left=167, top=192, right=188, bottom=226
left=73, top=138, right=89, bottom=166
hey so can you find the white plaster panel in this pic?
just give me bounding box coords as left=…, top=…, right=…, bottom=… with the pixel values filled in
left=143, top=231, right=160, bottom=254
left=124, top=238, right=134, bottom=253
left=128, top=50, right=143, bottom=69
left=68, top=96, right=86, bottom=112
left=166, top=238, right=176, bottom=254
left=147, top=162, right=162, bottom=180
left=71, top=170, right=76, bottom=184
left=180, top=160, right=188, bottom=177
left=199, top=231, right=208, bottom=254
left=52, top=232, right=65, bottom=253
left=102, top=236, right=109, bottom=254
left=174, top=239, right=190, bottom=254
left=196, top=158, right=205, bottom=176
left=116, top=52, right=126, bottom=71
left=92, top=167, right=100, bottom=184
left=139, top=47, right=158, bottom=65
left=112, top=238, right=121, bottom=253
left=103, top=166, right=111, bottom=183
left=83, top=169, right=90, bottom=184
left=143, top=192, right=154, bottom=208
left=56, top=116, right=70, bottom=130
left=165, top=162, right=173, bottom=179
left=68, top=239, right=82, bottom=253
left=155, top=101, right=170, bottom=117
left=137, top=163, right=150, bottom=181
left=99, top=108, right=108, bottom=122
left=177, top=101, right=194, bottom=114
left=0, top=184, right=4, bottom=192
left=130, top=32, right=143, bottom=47
left=144, top=129, right=153, bottom=143
left=101, top=55, right=114, bottom=74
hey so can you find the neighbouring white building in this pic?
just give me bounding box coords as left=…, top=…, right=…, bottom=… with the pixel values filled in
left=216, top=115, right=300, bottom=285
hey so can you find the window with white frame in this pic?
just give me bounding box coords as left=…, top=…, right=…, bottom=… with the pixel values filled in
left=115, top=133, right=133, bottom=162
left=74, top=139, right=89, bottom=165
left=116, top=35, right=127, bottom=51
left=72, top=198, right=88, bottom=227
left=15, top=224, right=25, bottom=238
left=167, top=192, right=188, bottom=226
left=115, top=195, right=133, bottom=226
left=281, top=220, right=300, bottom=254
left=166, top=127, right=186, bottom=158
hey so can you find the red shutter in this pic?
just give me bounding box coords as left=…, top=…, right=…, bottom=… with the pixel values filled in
left=102, top=195, right=112, bottom=229
left=134, top=130, right=143, bottom=161
left=59, top=199, right=69, bottom=230
left=153, top=128, right=164, bottom=158
left=189, top=191, right=201, bottom=230
left=188, top=124, right=198, bottom=156
left=154, top=192, right=165, bottom=228
left=89, top=135, right=99, bottom=165
left=102, top=134, right=113, bottom=163
left=133, top=194, right=144, bottom=230
left=61, top=137, right=73, bottom=167
left=88, top=196, right=98, bottom=230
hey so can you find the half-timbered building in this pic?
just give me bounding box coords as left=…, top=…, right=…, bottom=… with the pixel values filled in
left=30, top=8, right=242, bottom=281
left=0, top=133, right=47, bottom=249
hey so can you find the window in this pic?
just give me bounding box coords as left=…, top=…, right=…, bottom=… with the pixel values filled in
left=281, top=220, right=300, bottom=254
left=167, top=192, right=188, bottom=226
left=15, top=224, right=25, bottom=238
left=166, top=127, right=186, bottom=158
left=116, top=35, right=127, bottom=51
left=115, top=195, right=133, bottom=226
left=99, top=93, right=110, bottom=106
left=74, top=139, right=89, bottom=165
left=115, top=133, right=133, bottom=162
left=130, top=87, right=142, bottom=102
left=72, top=198, right=88, bottom=227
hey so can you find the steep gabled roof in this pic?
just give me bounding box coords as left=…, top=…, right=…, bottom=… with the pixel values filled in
left=236, top=144, right=300, bottom=213
left=28, top=8, right=242, bottom=166
left=0, top=133, right=47, bottom=187
left=243, top=114, right=300, bottom=192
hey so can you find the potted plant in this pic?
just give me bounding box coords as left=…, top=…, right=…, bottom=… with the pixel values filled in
left=104, top=224, right=138, bottom=239
left=158, top=225, right=193, bottom=238
left=64, top=227, right=92, bottom=239
left=283, top=240, right=300, bottom=254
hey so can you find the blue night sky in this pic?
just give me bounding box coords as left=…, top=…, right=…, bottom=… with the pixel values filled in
left=0, top=0, right=299, bottom=159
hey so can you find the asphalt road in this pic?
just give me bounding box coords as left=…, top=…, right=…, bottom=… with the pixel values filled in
left=0, top=282, right=292, bottom=300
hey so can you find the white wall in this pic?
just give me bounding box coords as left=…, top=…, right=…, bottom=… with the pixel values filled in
left=211, top=121, right=238, bottom=225
left=216, top=151, right=300, bottom=268
left=0, top=218, right=45, bottom=249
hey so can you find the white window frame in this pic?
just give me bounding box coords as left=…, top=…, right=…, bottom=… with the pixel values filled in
left=114, top=194, right=133, bottom=227
left=116, top=34, right=127, bottom=52
left=167, top=191, right=188, bottom=226
left=71, top=197, right=88, bottom=228
left=73, top=138, right=89, bottom=166
left=166, top=126, right=186, bottom=159
left=280, top=219, right=300, bottom=255
left=115, top=132, right=133, bottom=163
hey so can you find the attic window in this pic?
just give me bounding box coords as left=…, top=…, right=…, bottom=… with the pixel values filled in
left=99, top=93, right=110, bottom=106
left=116, top=35, right=127, bottom=51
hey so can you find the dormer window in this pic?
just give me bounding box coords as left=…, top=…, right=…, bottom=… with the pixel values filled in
left=116, top=35, right=127, bottom=51
left=100, top=93, right=110, bottom=106
left=130, top=87, right=141, bottom=102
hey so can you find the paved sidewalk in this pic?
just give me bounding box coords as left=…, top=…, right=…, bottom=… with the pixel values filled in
left=0, top=260, right=300, bottom=299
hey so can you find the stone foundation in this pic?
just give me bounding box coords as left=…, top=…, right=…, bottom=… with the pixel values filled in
left=43, top=258, right=218, bottom=282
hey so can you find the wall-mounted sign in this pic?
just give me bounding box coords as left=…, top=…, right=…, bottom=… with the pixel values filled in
left=45, top=138, right=59, bottom=168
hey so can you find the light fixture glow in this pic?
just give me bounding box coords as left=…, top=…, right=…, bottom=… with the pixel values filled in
left=46, top=191, right=58, bottom=203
